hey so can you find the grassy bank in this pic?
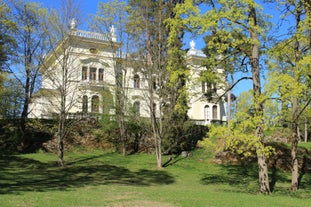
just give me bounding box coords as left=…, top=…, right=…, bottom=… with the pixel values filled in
left=0, top=149, right=310, bottom=207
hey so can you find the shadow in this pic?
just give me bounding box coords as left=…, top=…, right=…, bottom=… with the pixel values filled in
left=268, top=157, right=290, bottom=193
left=0, top=154, right=175, bottom=195
left=201, top=163, right=290, bottom=194
left=162, top=155, right=187, bottom=167
left=298, top=154, right=311, bottom=190
left=201, top=164, right=258, bottom=186
left=269, top=164, right=277, bottom=192
left=267, top=142, right=311, bottom=193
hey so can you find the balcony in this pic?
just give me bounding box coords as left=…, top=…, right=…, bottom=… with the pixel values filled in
left=70, top=29, right=113, bottom=42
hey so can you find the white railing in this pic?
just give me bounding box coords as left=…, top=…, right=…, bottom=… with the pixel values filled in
left=70, top=30, right=112, bottom=42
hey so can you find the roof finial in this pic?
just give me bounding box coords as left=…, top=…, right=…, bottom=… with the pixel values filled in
left=110, top=25, right=116, bottom=41
left=70, top=18, right=76, bottom=30
left=190, top=40, right=195, bottom=49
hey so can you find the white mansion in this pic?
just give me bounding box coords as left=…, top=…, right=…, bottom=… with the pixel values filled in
left=29, top=21, right=227, bottom=125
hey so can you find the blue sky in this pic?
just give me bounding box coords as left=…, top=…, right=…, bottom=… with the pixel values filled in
left=34, top=0, right=289, bottom=97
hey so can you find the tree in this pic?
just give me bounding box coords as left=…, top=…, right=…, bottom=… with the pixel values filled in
left=0, top=2, right=17, bottom=108
left=266, top=0, right=311, bottom=191
left=39, top=0, right=82, bottom=166
left=0, top=76, right=23, bottom=119
left=165, top=0, right=200, bottom=158
left=126, top=0, right=164, bottom=166
left=7, top=0, right=49, bottom=149
left=91, top=0, right=130, bottom=156
left=178, top=0, right=272, bottom=194
left=127, top=0, right=193, bottom=168
left=0, top=1, right=16, bottom=72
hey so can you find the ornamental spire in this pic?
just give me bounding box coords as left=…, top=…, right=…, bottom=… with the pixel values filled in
left=70, top=18, right=76, bottom=30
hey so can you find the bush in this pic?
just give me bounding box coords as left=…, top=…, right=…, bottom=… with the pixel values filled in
left=162, top=120, right=208, bottom=154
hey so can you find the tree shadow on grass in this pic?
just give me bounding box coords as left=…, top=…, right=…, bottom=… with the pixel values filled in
left=0, top=154, right=175, bottom=195
left=201, top=164, right=290, bottom=194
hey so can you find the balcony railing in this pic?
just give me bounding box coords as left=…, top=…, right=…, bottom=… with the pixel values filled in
left=70, top=29, right=112, bottom=42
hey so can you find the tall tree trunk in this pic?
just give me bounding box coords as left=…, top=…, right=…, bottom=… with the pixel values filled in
left=20, top=29, right=32, bottom=150
left=291, top=3, right=302, bottom=191
left=303, top=0, right=311, bottom=144
left=227, top=86, right=231, bottom=127
left=115, top=56, right=127, bottom=157
left=151, top=102, right=162, bottom=169
left=120, top=115, right=127, bottom=157
left=118, top=90, right=126, bottom=157
left=305, top=118, right=308, bottom=143
left=227, top=74, right=233, bottom=127
left=58, top=57, right=68, bottom=166
left=58, top=81, right=66, bottom=166
left=291, top=119, right=299, bottom=190
left=58, top=112, right=65, bottom=166
left=249, top=5, right=271, bottom=194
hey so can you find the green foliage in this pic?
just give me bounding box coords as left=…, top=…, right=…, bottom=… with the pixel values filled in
left=100, top=87, right=114, bottom=115
left=266, top=37, right=311, bottom=128
left=0, top=119, right=54, bottom=152
left=0, top=1, right=17, bottom=70
left=94, top=115, right=119, bottom=149
left=0, top=119, right=21, bottom=151
left=162, top=120, right=207, bottom=154
left=91, top=0, right=127, bottom=33
left=0, top=76, right=23, bottom=119
left=94, top=114, right=152, bottom=153
left=201, top=120, right=275, bottom=159
left=165, top=0, right=194, bottom=121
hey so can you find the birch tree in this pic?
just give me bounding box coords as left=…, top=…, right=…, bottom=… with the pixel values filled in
left=41, top=0, right=82, bottom=166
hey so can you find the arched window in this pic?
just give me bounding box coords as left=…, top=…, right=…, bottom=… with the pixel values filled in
left=133, top=101, right=140, bottom=116
left=204, top=105, right=210, bottom=120
left=133, top=74, right=140, bottom=88
left=212, top=105, right=218, bottom=120
left=91, top=95, right=99, bottom=113
left=82, top=95, right=88, bottom=113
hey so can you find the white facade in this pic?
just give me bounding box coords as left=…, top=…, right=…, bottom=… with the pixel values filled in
left=186, top=41, right=227, bottom=125
left=29, top=26, right=226, bottom=124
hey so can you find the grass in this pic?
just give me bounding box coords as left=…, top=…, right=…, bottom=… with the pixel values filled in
left=299, top=141, right=311, bottom=149
left=0, top=148, right=310, bottom=207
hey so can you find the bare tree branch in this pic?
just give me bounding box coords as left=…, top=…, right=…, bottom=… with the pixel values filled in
left=214, top=76, right=253, bottom=103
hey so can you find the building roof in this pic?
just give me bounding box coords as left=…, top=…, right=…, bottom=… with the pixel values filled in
left=186, top=40, right=206, bottom=58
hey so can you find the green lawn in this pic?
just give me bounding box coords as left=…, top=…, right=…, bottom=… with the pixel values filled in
left=0, top=149, right=310, bottom=207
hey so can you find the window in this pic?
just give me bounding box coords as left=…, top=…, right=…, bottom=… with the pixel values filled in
left=212, top=105, right=218, bottom=120
left=82, top=95, right=88, bottom=113
left=98, top=69, right=104, bottom=81
left=91, top=95, right=99, bottom=113
left=152, top=76, right=157, bottom=90
left=90, top=67, right=97, bottom=81
left=202, top=81, right=206, bottom=93
left=133, top=74, right=140, bottom=88
left=202, top=81, right=212, bottom=94
left=82, top=66, right=88, bottom=80
left=133, top=101, right=140, bottom=116
left=204, top=105, right=210, bottom=120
